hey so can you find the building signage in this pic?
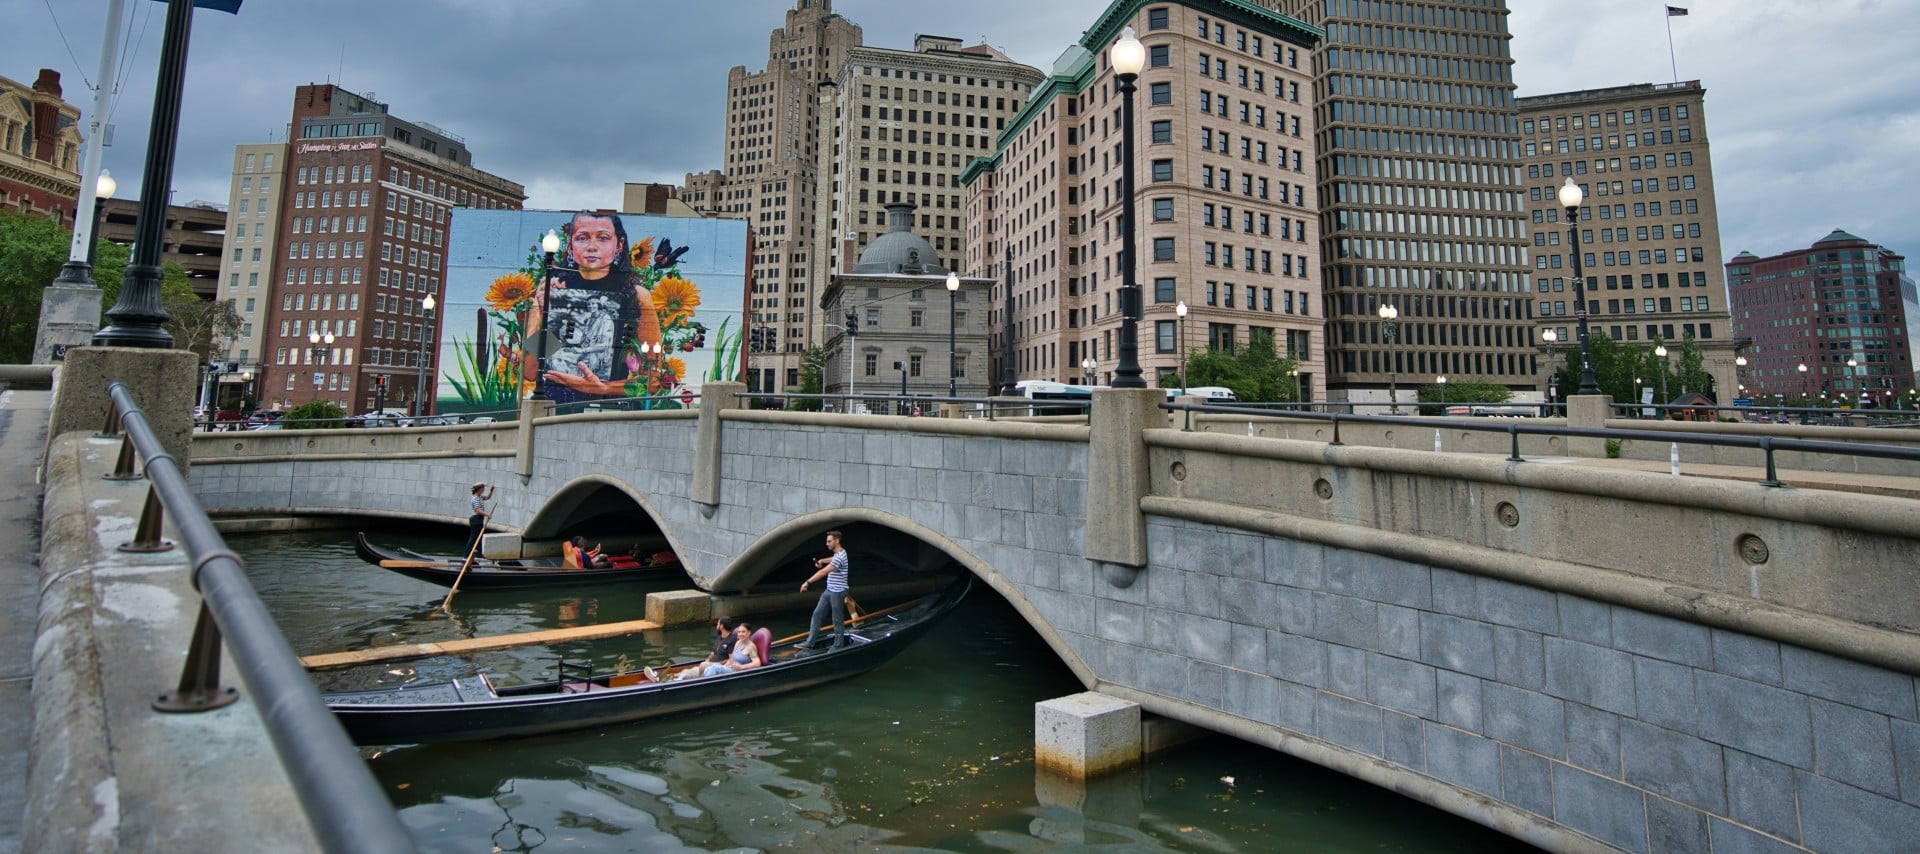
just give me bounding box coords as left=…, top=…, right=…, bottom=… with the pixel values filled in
left=296, top=140, right=384, bottom=154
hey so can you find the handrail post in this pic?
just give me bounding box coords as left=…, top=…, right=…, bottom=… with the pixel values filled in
left=117, top=486, right=175, bottom=553
left=1760, top=437, right=1785, bottom=488
left=98, top=396, right=124, bottom=439
left=104, top=435, right=142, bottom=481
left=1507, top=423, right=1524, bottom=462
left=1330, top=414, right=1344, bottom=446
left=153, top=602, right=239, bottom=712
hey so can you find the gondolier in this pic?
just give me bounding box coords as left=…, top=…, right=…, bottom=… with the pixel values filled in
left=801, top=530, right=851, bottom=650
left=465, top=483, right=494, bottom=556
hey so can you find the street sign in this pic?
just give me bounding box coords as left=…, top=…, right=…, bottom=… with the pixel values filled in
left=1733, top=397, right=1754, bottom=407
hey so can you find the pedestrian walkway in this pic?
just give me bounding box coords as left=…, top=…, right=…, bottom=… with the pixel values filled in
left=0, top=389, right=50, bottom=854
left=1568, top=456, right=1920, bottom=500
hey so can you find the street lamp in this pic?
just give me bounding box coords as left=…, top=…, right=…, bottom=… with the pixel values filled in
left=415, top=292, right=436, bottom=416
left=1175, top=301, right=1189, bottom=391
left=1541, top=328, right=1560, bottom=409
left=86, top=170, right=116, bottom=271
left=1378, top=302, right=1400, bottom=414
left=532, top=229, right=562, bottom=401
left=1654, top=344, right=1668, bottom=410
left=1735, top=355, right=1748, bottom=397
left=238, top=370, right=253, bottom=415
left=1081, top=356, right=1097, bottom=387
left=1797, top=362, right=1809, bottom=403
left=1108, top=26, right=1147, bottom=389
left=307, top=328, right=335, bottom=404
left=1634, top=376, right=1643, bottom=414
left=1558, top=177, right=1600, bottom=395
left=946, top=270, right=960, bottom=397
left=1436, top=375, right=1447, bottom=412
left=1288, top=367, right=1299, bottom=406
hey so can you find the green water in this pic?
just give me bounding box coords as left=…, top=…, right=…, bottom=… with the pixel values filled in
left=239, top=529, right=1535, bottom=852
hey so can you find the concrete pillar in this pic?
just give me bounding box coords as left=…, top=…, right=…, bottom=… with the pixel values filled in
left=646, top=589, right=712, bottom=627
left=514, top=397, right=555, bottom=477
left=1086, top=389, right=1161, bottom=583
left=693, top=382, right=743, bottom=507
left=1566, top=393, right=1613, bottom=458
left=32, top=284, right=103, bottom=365
left=1035, top=692, right=1141, bottom=780
left=47, top=346, right=197, bottom=469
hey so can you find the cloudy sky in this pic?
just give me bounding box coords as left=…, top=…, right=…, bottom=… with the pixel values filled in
left=11, top=0, right=1918, bottom=262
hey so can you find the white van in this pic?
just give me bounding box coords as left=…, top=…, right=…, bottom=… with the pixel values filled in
left=1165, top=387, right=1239, bottom=402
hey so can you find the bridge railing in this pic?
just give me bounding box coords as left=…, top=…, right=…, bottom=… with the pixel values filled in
left=103, top=382, right=417, bottom=853
left=1164, top=400, right=1920, bottom=487
left=742, top=392, right=1096, bottom=421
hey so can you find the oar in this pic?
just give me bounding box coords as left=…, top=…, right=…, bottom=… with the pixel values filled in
left=439, top=504, right=491, bottom=613
left=769, top=595, right=924, bottom=647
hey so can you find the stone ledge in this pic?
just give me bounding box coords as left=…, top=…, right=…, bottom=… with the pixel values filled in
left=33, top=430, right=317, bottom=851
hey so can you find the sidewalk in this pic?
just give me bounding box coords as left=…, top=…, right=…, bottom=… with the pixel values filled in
left=1569, top=456, right=1920, bottom=500
left=0, top=389, right=50, bottom=854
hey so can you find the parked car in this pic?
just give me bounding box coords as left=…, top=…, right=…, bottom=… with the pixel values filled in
left=468, top=416, right=497, bottom=425
left=247, top=410, right=287, bottom=426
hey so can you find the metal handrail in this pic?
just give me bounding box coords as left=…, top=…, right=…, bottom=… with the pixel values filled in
left=107, top=382, right=417, bottom=852
left=1165, top=400, right=1920, bottom=487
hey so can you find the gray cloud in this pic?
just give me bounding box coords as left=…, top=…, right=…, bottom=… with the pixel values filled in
left=10, top=0, right=1917, bottom=264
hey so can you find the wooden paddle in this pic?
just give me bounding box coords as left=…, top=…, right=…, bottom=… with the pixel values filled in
left=769, top=595, right=922, bottom=647
left=439, top=504, right=491, bottom=613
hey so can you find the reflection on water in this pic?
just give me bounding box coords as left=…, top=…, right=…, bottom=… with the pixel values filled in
left=240, top=529, right=1534, bottom=852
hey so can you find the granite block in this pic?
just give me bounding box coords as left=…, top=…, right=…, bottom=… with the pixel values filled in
left=1266, top=631, right=1328, bottom=689
left=1425, top=723, right=1501, bottom=798
left=1328, top=644, right=1369, bottom=699
left=1430, top=567, right=1478, bottom=618
left=1476, top=577, right=1560, bottom=633
left=1277, top=681, right=1317, bottom=733
left=1645, top=796, right=1710, bottom=854
left=1483, top=683, right=1567, bottom=759
left=1326, top=554, right=1432, bottom=610
left=1313, top=593, right=1379, bottom=652
left=1544, top=638, right=1636, bottom=716
left=1266, top=540, right=1324, bottom=590
left=1420, top=612, right=1498, bottom=679
left=1811, top=698, right=1898, bottom=798
left=1176, top=613, right=1233, bottom=664
left=1366, top=653, right=1437, bottom=719
left=1552, top=763, right=1650, bottom=854
left=1621, top=720, right=1727, bottom=814
left=1557, top=594, right=1613, bottom=646
left=1377, top=603, right=1421, bottom=661
left=1695, top=672, right=1813, bottom=769
left=1611, top=609, right=1712, bottom=669
left=1493, top=625, right=1547, bottom=691
left=1797, top=772, right=1920, bottom=854
left=1436, top=670, right=1483, bottom=732
left=1896, top=718, right=1920, bottom=807
left=1782, top=646, right=1918, bottom=722
left=1272, top=585, right=1314, bottom=634
left=1317, top=693, right=1384, bottom=757
left=1384, top=710, right=1426, bottom=771
left=1705, top=820, right=1801, bottom=854
left=1566, top=703, right=1623, bottom=777
left=1633, top=657, right=1699, bottom=734
left=1227, top=622, right=1267, bottom=673
left=1501, top=745, right=1555, bottom=818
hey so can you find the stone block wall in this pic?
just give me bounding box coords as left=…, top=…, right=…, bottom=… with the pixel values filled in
left=1074, top=514, right=1920, bottom=852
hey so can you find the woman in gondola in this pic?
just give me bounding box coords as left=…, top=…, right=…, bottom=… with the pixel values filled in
left=700, top=622, right=762, bottom=677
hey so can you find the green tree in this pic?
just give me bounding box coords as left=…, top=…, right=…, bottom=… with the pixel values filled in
left=1418, top=379, right=1510, bottom=412
left=1183, top=329, right=1299, bottom=402
left=791, top=346, right=825, bottom=412
left=280, top=399, right=346, bottom=429
left=164, top=287, right=243, bottom=364
left=0, top=209, right=200, bottom=363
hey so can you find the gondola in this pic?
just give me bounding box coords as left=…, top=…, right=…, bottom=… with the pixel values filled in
left=323, top=575, right=970, bottom=744
left=353, top=531, right=681, bottom=589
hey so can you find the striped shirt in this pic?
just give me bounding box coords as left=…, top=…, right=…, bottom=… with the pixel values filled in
left=471, top=495, right=486, bottom=514
left=825, top=549, right=849, bottom=593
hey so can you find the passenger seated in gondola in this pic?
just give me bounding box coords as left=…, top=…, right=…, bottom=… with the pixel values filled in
left=563, top=536, right=610, bottom=569
left=700, top=622, right=763, bottom=677
left=667, top=616, right=736, bottom=681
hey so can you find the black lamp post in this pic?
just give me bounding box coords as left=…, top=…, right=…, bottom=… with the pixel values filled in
left=946, top=270, right=960, bottom=397
left=93, top=0, right=199, bottom=348
left=307, top=329, right=334, bottom=404
left=1378, top=302, right=1400, bottom=414
left=1540, top=328, right=1560, bottom=411
left=414, top=292, right=435, bottom=416
left=1175, top=301, right=1188, bottom=391
left=1558, top=177, right=1600, bottom=395
left=1082, top=357, right=1097, bottom=387
left=1000, top=243, right=1017, bottom=394
left=533, top=229, right=561, bottom=401
left=895, top=360, right=908, bottom=397
left=1109, top=27, right=1147, bottom=389
left=83, top=170, right=116, bottom=273
left=1655, top=343, right=1669, bottom=408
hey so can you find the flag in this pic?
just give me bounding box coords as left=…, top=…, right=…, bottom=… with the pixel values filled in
left=1666, top=5, right=1689, bottom=15
left=150, top=0, right=244, bottom=13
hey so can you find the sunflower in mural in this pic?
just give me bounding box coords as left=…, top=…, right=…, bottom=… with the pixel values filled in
left=653, top=276, right=702, bottom=329
left=486, top=271, right=536, bottom=312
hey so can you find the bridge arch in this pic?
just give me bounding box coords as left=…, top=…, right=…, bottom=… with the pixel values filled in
left=719, top=507, right=1095, bottom=687
left=521, top=473, right=687, bottom=563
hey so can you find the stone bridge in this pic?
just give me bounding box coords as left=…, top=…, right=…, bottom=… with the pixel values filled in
left=189, top=387, right=1920, bottom=853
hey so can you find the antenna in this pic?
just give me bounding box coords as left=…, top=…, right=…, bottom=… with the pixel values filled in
left=336, top=43, right=346, bottom=90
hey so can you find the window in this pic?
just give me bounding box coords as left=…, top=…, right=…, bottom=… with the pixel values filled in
left=1147, top=7, right=1169, bottom=30
left=1152, top=238, right=1175, bottom=261
left=1148, top=82, right=1171, bottom=105
left=1148, top=45, right=1170, bottom=68
left=910, top=309, right=924, bottom=327
left=1152, top=198, right=1174, bottom=221
left=1150, top=120, right=1172, bottom=143
left=1155, top=320, right=1176, bottom=353
left=1151, top=159, right=1173, bottom=182
left=1154, top=277, right=1175, bottom=302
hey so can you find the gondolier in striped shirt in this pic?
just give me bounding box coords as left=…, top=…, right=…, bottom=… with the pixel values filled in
left=465, top=482, right=494, bottom=556
left=800, top=530, right=850, bottom=650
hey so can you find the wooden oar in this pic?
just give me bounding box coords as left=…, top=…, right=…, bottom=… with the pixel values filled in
left=769, top=595, right=922, bottom=647
left=439, top=504, right=491, bottom=612
left=300, top=617, right=664, bottom=669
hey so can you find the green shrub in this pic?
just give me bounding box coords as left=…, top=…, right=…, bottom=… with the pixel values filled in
left=281, top=400, right=347, bottom=429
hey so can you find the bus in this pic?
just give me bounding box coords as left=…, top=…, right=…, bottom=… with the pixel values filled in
left=1164, top=386, right=1239, bottom=403
left=1443, top=404, right=1536, bottom=417
left=1013, top=380, right=1095, bottom=416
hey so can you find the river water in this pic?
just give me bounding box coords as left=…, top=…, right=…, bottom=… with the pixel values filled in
left=239, top=528, right=1533, bottom=852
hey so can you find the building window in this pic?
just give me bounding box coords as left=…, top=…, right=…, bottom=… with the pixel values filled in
left=1151, top=159, right=1173, bottom=182
left=864, top=353, right=877, bottom=376
left=1154, top=277, right=1175, bottom=302
left=1148, top=82, right=1171, bottom=105
left=910, top=309, right=924, bottom=327
left=1152, top=198, right=1174, bottom=221
left=1152, top=237, right=1175, bottom=261
left=1148, top=45, right=1170, bottom=68
left=1147, top=7, right=1169, bottom=29
left=1150, top=120, right=1172, bottom=144
left=1155, top=320, right=1175, bottom=353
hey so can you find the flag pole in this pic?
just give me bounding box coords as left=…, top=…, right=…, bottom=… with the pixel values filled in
left=1665, top=7, right=1681, bottom=83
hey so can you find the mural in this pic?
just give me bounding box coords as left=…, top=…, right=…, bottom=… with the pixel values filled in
left=439, top=210, right=747, bottom=413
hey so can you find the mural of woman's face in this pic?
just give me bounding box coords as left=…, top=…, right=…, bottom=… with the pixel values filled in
left=569, top=215, right=622, bottom=278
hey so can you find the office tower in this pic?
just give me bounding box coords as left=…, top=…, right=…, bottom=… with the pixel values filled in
left=1727, top=231, right=1913, bottom=406
left=0, top=68, right=83, bottom=226
left=1272, top=0, right=1533, bottom=406
left=964, top=1, right=1321, bottom=392
left=257, top=84, right=524, bottom=413
left=683, top=0, right=861, bottom=394
left=1518, top=81, right=1736, bottom=399
left=216, top=143, right=288, bottom=376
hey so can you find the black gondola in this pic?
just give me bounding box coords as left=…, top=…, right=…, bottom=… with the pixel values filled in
left=323, top=576, right=971, bottom=744
left=353, top=531, right=681, bottom=589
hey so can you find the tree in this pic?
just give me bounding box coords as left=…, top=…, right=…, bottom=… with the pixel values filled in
left=791, top=346, right=826, bottom=412
left=0, top=209, right=198, bottom=363
left=165, top=288, right=243, bottom=364
left=1184, top=329, right=1299, bottom=402
left=280, top=400, right=346, bottom=429
left=1419, top=379, right=1510, bottom=412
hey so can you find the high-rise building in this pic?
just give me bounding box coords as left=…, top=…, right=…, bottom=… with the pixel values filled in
left=683, top=0, right=861, bottom=393
left=215, top=143, right=289, bottom=374
left=256, top=84, right=524, bottom=413
left=964, top=1, right=1322, bottom=392
left=1273, top=0, right=1534, bottom=406
left=1517, top=80, right=1736, bottom=399
left=0, top=68, right=83, bottom=226
left=1726, top=230, right=1913, bottom=406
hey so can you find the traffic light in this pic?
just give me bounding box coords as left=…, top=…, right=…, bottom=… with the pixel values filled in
left=846, top=309, right=858, bottom=336
left=766, top=328, right=778, bottom=352
left=375, top=374, right=388, bottom=389
left=749, top=328, right=763, bottom=352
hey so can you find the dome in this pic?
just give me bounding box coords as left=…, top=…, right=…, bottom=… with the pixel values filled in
left=852, top=203, right=944, bottom=275
left=1812, top=228, right=1866, bottom=246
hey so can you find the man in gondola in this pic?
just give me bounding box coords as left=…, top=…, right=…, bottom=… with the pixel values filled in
left=465, top=483, right=494, bottom=557
left=667, top=616, right=737, bottom=681
left=800, top=530, right=850, bottom=650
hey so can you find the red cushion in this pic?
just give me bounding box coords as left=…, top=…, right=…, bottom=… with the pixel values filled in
left=751, top=628, right=771, bottom=665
